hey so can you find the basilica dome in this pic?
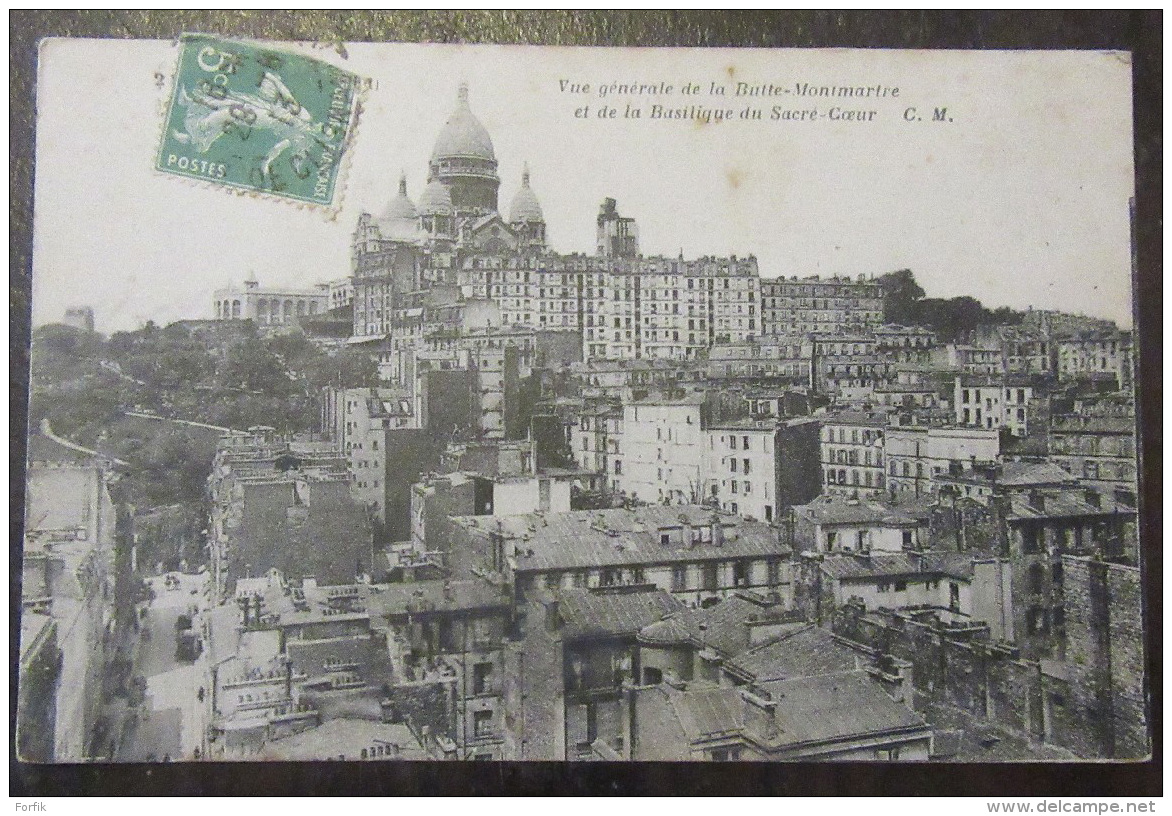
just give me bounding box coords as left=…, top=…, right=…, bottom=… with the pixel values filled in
left=418, top=177, right=454, bottom=215
left=430, top=83, right=496, bottom=162
left=508, top=165, right=544, bottom=224
left=381, top=173, right=418, bottom=222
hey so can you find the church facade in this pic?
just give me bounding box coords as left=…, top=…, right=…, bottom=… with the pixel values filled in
left=349, top=83, right=762, bottom=384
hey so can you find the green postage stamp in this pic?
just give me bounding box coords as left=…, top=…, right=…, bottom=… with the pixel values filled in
left=156, top=34, right=361, bottom=207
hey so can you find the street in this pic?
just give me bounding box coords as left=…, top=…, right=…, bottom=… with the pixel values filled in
left=116, top=571, right=209, bottom=762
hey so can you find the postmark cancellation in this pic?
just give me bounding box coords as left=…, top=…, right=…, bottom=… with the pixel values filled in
left=155, top=34, right=360, bottom=208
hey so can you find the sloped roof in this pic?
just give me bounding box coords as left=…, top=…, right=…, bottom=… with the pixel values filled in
left=794, top=494, right=933, bottom=527
left=693, top=594, right=790, bottom=658
left=27, top=434, right=94, bottom=464
left=557, top=587, right=683, bottom=640
left=669, top=685, right=746, bottom=742
left=453, top=505, right=788, bottom=573
left=260, top=718, right=429, bottom=761
left=1006, top=491, right=1133, bottom=521
left=363, top=578, right=507, bottom=618
left=757, top=670, right=927, bottom=749
left=637, top=612, right=700, bottom=646
left=820, top=552, right=974, bottom=582
left=725, top=625, right=864, bottom=682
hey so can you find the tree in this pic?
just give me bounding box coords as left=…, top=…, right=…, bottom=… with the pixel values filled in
left=877, top=269, right=925, bottom=325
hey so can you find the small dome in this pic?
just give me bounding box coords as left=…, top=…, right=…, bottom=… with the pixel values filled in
left=637, top=613, right=698, bottom=646
left=508, top=164, right=544, bottom=224
left=381, top=172, right=417, bottom=222
left=430, top=83, right=496, bottom=163
left=418, top=177, right=453, bottom=216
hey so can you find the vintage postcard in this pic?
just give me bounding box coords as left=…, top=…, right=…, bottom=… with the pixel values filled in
left=20, top=39, right=1144, bottom=765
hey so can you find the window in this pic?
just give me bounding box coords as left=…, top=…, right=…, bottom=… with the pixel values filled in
left=894, top=580, right=908, bottom=592
left=730, top=459, right=738, bottom=473
left=613, top=460, right=622, bottom=475
left=1021, top=525, right=1042, bottom=554
left=1027, top=607, right=1048, bottom=635
left=702, top=562, right=719, bottom=591
left=764, top=505, right=773, bottom=523
left=474, top=710, right=493, bottom=738
left=711, top=748, right=741, bottom=761
left=743, top=436, right=750, bottom=450
left=877, top=747, right=901, bottom=761
left=473, top=662, right=493, bottom=695
left=733, top=560, right=750, bottom=587
left=743, top=458, right=751, bottom=475
left=672, top=565, right=688, bottom=591
left=1023, top=563, right=1048, bottom=599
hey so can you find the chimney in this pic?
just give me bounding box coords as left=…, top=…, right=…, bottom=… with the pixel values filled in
left=740, top=685, right=778, bottom=741
left=711, top=514, right=725, bottom=547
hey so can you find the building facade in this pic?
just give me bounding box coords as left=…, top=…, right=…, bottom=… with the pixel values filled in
left=213, top=276, right=330, bottom=324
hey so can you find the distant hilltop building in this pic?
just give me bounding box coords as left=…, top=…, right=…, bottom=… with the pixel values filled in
left=212, top=274, right=329, bottom=325
left=62, top=306, right=95, bottom=332
left=350, top=83, right=853, bottom=376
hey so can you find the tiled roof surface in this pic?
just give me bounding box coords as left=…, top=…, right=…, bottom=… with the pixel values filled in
left=726, top=626, right=864, bottom=682
left=637, top=612, right=699, bottom=646
left=794, top=494, right=933, bottom=527
left=363, top=578, right=506, bottom=618
left=938, top=462, right=1078, bottom=487
left=557, top=587, right=683, bottom=640
left=27, top=434, right=95, bottom=464
left=669, top=686, right=746, bottom=741
left=820, top=551, right=975, bottom=582
left=453, top=506, right=788, bottom=573
left=1006, top=491, right=1132, bottom=521
left=260, top=718, right=428, bottom=761
left=821, top=411, right=887, bottom=428
left=693, top=594, right=791, bottom=658
left=757, top=670, right=926, bottom=748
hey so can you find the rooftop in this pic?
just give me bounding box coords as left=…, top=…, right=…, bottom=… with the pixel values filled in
left=557, top=587, right=683, bottom=640
left=937, top=461, right=1078, bottom=488
left=362, top=578, right=507, bottom=619
left=725, top=625, right=865, bottom=682
left=756, top=670, right=927, bottom=750
left=451, top=505, right=788, bottom=572
left=1005, top=490, right=1133, bottom=521
left=821, top=410, right=888, bottom=427
left=820, top=551, right=978, bottom=582
left=794, top=494, right=934, bottom=527
left=260, top=718, right=430, bottom=761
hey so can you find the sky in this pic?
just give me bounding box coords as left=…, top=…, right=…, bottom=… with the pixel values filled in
left=32, top=41, right=1136, bottom=333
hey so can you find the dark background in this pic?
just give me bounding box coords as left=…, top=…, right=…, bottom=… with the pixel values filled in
left=10, top=9, right=1162, bottom=797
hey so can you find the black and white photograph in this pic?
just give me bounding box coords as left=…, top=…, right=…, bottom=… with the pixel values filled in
left=12, top=15, right=1158, bottom=796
